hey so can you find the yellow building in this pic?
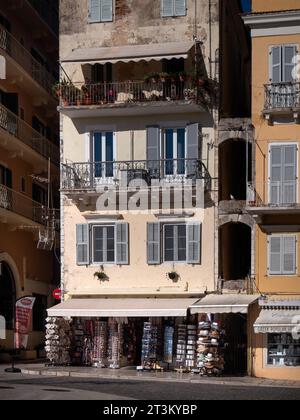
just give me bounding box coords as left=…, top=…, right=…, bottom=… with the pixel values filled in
left=244, top=0, right=300, bottom=380
left=0, top=1, right=59, bottom=360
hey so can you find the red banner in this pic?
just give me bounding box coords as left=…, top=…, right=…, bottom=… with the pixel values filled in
left=15, top=297, right=36, bottom=350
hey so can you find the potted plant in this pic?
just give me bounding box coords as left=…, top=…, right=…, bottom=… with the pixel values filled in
left=94, top=270, right=109, bottom=281
left=159, top=72, right=169, bottom=83
left=168, top=271, right=179, bottom=281
left=178, top=71, right=187, bottom=82
left=52, top=82, right=61, bottom=99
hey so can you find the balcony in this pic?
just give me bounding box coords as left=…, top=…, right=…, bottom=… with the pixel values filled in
left=0, top=184, right=49, bottom=227
left=0, top=103, right=59, bottom=166
left=0, top=25, right=57, bottom=100
left=58, top=80, right=209, bottom=118
left=263, top=82, right=300, bottom=123
left=246, top=181, right=300, bottom=216
left=61, top=159, right=211, bottom=192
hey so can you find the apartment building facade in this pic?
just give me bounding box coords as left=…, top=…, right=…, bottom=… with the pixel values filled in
left=47, top=0, right=256, bottom=373
left=0, top=0, right=60, bottom=358
left=244, top=0, right=300, bottom=380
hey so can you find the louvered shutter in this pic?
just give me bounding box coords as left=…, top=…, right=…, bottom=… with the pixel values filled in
left=101, top=0, right=113, bottom=22
left=270, top=46, right=281, bottom=83
left=270, top=145, right=283, bottom=205
left=116, top=223, right=129, bottom=265
left=283, top=236, right=296, bottom=275
left=269, top=236, right=281, bottom=275
left=282, top=145, right=297, bottom=205
left=162, top=0, right=174, bottom=17
left=186, top=123, right=199, bottom=177
left=174, top=0, right=186, bottom=16
left=76, top=224, right=90, bottom=265
left=147, top=223, right=161, bottom=264
left=89, top=0, right=101, bottom=23
left=147, top=126, right=160, bottom=178
left=283, top=45, right=297, bottom=83
left=187, top=223, right=201, bottom=264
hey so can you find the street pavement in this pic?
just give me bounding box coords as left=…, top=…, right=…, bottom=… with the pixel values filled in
left=0, top=370, right=299, bottom=400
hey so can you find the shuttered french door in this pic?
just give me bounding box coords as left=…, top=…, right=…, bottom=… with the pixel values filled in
left=269, top=144, right=297, bottom=205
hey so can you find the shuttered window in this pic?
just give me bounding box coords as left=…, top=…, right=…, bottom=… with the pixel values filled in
left=89, top=0, right=113, bottom=23
left=269, top=235, right=297, bottom=275
left=76, top=224, right=90, bottom=265
left=161, top=0, right=187, bottom=17
left=270, top=45, right=298, bottom=83
left=147, top=223, right=161, bottom=265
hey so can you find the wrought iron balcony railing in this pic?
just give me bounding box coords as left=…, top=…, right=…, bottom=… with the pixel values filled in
left=0, top=24, right=57, bottom=96
left=0, top=103, right=59, bottom=165
left=58, top=80, right=204, bottom=108
left=0, top=184, right=48, bottom=225
left=247, top=181, right=299, bottom=208
left=62, top=159, right=211, bottom=191
left=264, top=82, right=300, bottom=111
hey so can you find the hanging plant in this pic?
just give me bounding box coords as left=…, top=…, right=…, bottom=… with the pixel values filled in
left=168, top=271, right=179, bottom=281
left=94, top=271, right=109, bottom=281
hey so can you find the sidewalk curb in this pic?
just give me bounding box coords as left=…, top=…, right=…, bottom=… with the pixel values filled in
left=20, top=368, right=300, bottom=389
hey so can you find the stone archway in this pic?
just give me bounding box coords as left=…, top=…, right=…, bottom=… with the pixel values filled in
left=0, top=259, right=17, bottom=331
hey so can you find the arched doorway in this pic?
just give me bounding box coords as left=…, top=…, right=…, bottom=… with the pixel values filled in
left=219, top=139, right=252, bottom=202
left=0, top=262, right=16, bottom=330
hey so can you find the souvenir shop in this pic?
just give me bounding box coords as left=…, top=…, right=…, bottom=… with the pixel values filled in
left=45, top=297, right=228, bottom=376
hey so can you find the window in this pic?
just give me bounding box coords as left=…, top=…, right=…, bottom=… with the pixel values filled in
left=76, top=223, right=129, bottom=265
left=164, top=128, right=186, bottom=175
left=20, top=177, right=26, bottom=193
left=147, top=222, right=201, bottom=264
left=32, top=294, right=47, bottom=332
left=0, top=165, right=12, bottom=188
left=270, top=45, right=298, bottom=83
left=267, top=334, right=300, bottom=367
left=269, top=144, right=297, bottom=205
left=91, top=63, right=112, bottom=83
left=93, top=131, right=115, bottom=178
left=32, top=183, right=47, bottom=205
left=161, top=0, right=187, bottom=17
left=268, top=235, right=297, bottom=276
left=88, top=0, right=113, bottom=23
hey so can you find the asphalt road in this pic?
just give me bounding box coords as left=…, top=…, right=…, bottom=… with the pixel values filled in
left=0, top=375, right=299, bottom=400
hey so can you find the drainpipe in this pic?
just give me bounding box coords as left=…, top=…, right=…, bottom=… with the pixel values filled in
left=209, top=0, right=213, bottom=79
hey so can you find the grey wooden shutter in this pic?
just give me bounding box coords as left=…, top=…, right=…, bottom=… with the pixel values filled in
left=174, top=0, right=186, bottom=16
left=147, top=126, right=160, bottom=177
left=270, top=145, right=283, bottom=205
left=162, top=0, right=174, bottom=17
left=269, top=236, right=281, bottom=275
left=283, top=45, right=297, bottom=83
left=270, top=46, right=281, bottom=83
left=116, top=223, right=129, bottom=265
left=147, top=223, right=161, bottom=264
left=186, top=123, right=199, bottom=176
left=89, top=0, right=101, bottom=22
left=187, top=223, right=201, bottom=264
left=76, top=224, right=90, bottom=265
left=101, top=0, right=113, bottom=22
left=283, top=145, right=297, bottom=205
left=283, top=236, right=296, bottom=275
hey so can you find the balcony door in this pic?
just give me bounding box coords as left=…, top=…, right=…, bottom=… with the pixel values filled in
left=93, top=131, right=115, bottom=180
left=269, top=144, right=297, bottom=206
left=164, top=128, right=186, bottom=176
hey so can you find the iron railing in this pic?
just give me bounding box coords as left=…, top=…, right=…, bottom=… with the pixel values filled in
left=27, top=0, right=59, bottom=36
left=264, top=82, right=300, bottom=110
left=0, top=103, right=59, bottom=165
left=0, top=24, right=57, bottom=96
left=0, top=184, right=48, bottom=225
left=62, top=159, right=211, bottom=191
left=59, top=81, right=202, bottom=107
left=247, top=181, right=299, bottom=207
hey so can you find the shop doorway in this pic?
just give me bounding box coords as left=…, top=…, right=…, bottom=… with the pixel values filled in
left=221, top=314, right=248, bottom=376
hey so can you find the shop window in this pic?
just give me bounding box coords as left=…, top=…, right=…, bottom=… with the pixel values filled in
left=161, top=0, right=187, bottom=17
left=267, top=334, right=300, bottom=367
left=268, top=235, right=297, bottom=276
left=147, top=222, right=201, bottom=265
left=32, top=294, right=47, bottom=332
left=88, top=0, right=113, bottom=23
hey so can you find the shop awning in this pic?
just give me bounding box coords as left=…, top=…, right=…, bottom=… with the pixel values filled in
left=61, top=41, right=195, bottom=65
left=47, top=298, right=197, bottom=318
left=190, top=294, right=259, bottom=315
left=254, top=309, right=300, bottom=334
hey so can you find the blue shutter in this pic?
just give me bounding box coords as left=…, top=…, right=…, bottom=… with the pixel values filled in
left=147, top=126, right=160, bottom=177
left=89, top=0, right=101, bottom=23
left=162, top=0, right=174, bottom=17
left=147, top=223, right=161, bottom=264
left=101, top=0, right=113, bottom=22
left=76, top=224, right=89, bottom=265
left=116, top=223, right=129, bottom=265
left=174, top=0, right=186, bottom=16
